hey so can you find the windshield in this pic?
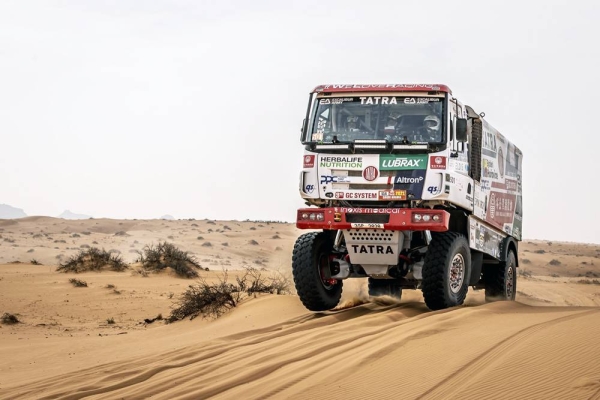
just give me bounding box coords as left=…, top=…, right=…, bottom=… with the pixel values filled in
left=308, top=96, right=445, bottom=144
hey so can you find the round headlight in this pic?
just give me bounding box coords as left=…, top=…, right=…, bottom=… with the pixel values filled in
left=309, top=213, right=316, bottom=221
left=302, top=213, right=309, bottom=220
left=414, top=214, right=422, bottom=222
left=422, top=214, right=431, bottom=222
left=316, top=213, right=324, bottom=221
left=432, top=214, right=441, bottom=222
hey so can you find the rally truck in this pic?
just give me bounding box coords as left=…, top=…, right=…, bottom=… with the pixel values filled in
left=292, top=84, right=523, bottom=311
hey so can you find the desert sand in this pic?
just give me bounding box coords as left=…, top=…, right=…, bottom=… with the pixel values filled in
left=1, top=217, right=600, bottom=399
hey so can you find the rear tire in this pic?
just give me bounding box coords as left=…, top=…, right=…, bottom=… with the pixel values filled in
left=368, top=278, right=402, bottom=300
left=422, top=232, right=471, bottom=310
left=484, top=250, right=517, bottom=301
left=292, top=232, right=343, bottom=311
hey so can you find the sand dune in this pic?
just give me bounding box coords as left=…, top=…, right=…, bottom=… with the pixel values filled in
left=1, top=218, right=600, bottom=399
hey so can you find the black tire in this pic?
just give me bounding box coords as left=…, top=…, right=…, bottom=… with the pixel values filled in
left=483, top=250, right=517, bottom=301
left=368, top=278, right=402, bottom=300
left=292, top=232, right=343, bottom=311
left=422, top=232, right=471, bottom=310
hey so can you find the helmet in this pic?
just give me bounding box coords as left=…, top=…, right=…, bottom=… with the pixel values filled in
left=423, top=115, right=440, bottom=132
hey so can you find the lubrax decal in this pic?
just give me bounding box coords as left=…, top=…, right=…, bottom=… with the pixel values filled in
left=383, top=159, right=422, bottom=168
left=351, top=245, right=394, bottom=254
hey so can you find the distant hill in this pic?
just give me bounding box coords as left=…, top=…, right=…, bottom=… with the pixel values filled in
left=58, top=210, right=92, bottom=220
left=160, top=214, right=175, bottom=220
left=0, top=204, right=27, bottom=219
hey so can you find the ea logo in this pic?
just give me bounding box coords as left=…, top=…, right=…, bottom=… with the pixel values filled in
left=362, top=166, right=379, bottom=181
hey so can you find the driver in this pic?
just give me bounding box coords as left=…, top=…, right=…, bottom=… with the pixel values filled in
left=421, top=115, right=441, bottom=141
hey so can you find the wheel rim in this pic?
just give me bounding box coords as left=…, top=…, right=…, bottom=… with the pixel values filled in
left=449, top=253, right=465, bottom=294
left=318, top=254, right=336, bottom=290
left=506, top=265, right=514, bottom=298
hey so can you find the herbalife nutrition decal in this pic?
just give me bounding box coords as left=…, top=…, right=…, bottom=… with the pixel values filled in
left=319, top=156, right=363, bottom=169
left=380, top=154, right=427, bottom=171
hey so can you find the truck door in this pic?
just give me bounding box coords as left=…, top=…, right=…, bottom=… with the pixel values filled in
left=449, top=99, right=469, bottom=176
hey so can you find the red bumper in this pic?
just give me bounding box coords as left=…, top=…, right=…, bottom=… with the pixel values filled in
left=296, top=207, right=450, bottom=231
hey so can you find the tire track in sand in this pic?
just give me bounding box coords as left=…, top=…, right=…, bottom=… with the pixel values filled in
left=416, top=308, right=600, bottom=400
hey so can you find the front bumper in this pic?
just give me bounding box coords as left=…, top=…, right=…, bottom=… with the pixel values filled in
left=296, top=207, right=450, bottom=231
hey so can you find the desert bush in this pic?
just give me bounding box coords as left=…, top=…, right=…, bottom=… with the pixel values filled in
left=80, top=244, right=90, bottom=249
left=197, top=236, right=204, bottom=240
left=518, top=269, right=532, bottom=278
left=27, top=249, right=34, bottom=253
left=106, top=317, right=115, bottom=324
left=167, top=267, right=291, bottom=323
left=81, top=231, right=91, bottom=236
left=136, top=242, right=201, bottom=278
left=206, top=220, right=216, bottom=225
left=534, top=249, right=546, bottom=254
left=275, top=246, right=283, bottom=251
left=272, top=235, right=281, bottom=239
left=92, top=241, right=98, bottom=244
left=520, top=258, right=531, bottom=264
left=249, top=227, right=256, bottom=231
left=71, top=233, right=81, bottom=238
left=32, top=234, right=43, bottom=239
left=549, top=259, right=561, bottom=266
left=223, top=225, right=231, bottom=230
left=106, top=284, right=116, bottom=289
left=201, top=242, right=212, bottom=247
left=221, top=242, right=229, bottom=247
left=57, top=247, right=128, bottom=273
left=167, top=235, right=174, bottom=239
left=54, top=240, right=66, bottom=244
left=1, top=313, right=19, bottom=324
left=69, top=278, right=88, bottom=287
left=114, top=231, right=129, bottom=236
left=3, top=238, right=15, bottom=243
left=577, top=279, right=600, bottom=285
left=30, top=259, right=41, bottom=265
left=550, top=273, right=560, bottom=278
left=249, top=240, right=259, bottom=245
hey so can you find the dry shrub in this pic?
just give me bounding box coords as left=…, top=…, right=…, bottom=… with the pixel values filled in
left=520, top=258, right=531, bottom=264
left=56, top=247, right=128, bottom=273
left=249, top=239, right=259, bottom=245
left=534, top=249, right=546, bottom=254
left=549, top=259, right=561, bottom=266
left=136, top=241, right=201, bottom=278
left=1, top=313, right=19, bottom=324
left=577, top=279, right=600, bottom=285
left=167, top=267, right=291, bottom=322
left=30, top=259, right=41, bottom=265
left=69, top=278, right=88, bottom=287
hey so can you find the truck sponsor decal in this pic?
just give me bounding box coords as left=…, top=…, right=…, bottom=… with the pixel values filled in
left=303, top=155, right=315, bottom=168
left=392, top=170, right=426, bottom=198
left=350, top=244, right=394, bottom=254
left=486, top=191, right=516, bottom=227
left=335, top=207, right=402, bottom=214
left=380, top=154, right=427, bottom=170
left=430, top=156, right=447, bottom=170
left=378, top=190, right=407, bottom=201
left=320, top=175, right=351, bottom=184
left=362, top=166, right=378, bottom=181
left=360, top=97, right=397, bottom=105
left=340, top=192, right=378, bottom=199
left=320, top=156, right=363, bottom=169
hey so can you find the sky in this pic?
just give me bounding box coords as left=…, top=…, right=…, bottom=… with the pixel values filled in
left=1, top=0, right=599, bottom=243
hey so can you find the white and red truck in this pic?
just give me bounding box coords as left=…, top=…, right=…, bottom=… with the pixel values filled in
left=293, top=84, right=523, bottom=311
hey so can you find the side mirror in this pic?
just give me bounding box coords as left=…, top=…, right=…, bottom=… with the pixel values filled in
left=300, top=119, right=306, bottom=143
left=456, top=118, right=468, bottom=142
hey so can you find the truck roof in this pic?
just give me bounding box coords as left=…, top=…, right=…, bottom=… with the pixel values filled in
left=312, top=84, right=452, bottom=94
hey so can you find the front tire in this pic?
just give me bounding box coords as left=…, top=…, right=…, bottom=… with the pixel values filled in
left=483, top=250, right=517, bottom=301
left=368, top=278, right=402, bottom=300
left=292, top=232, right=343, bottom=311
left=422, top=232, right=471, bottom=310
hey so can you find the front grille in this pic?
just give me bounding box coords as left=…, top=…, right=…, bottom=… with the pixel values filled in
left=345, top=214, right=390, bottom=224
